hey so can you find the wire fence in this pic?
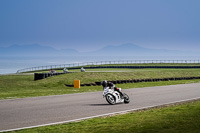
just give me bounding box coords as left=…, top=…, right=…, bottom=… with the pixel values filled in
left=16, top=60, right=200, bottom=73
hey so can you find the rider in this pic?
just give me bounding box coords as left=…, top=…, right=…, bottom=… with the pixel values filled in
left=102, top=80, right=124, bottom=98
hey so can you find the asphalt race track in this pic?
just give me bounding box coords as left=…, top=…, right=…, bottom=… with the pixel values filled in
left=1, top=83, right=200, bottom=132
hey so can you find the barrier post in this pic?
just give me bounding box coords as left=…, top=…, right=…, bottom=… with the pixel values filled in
left=74, top=80, right=80, bottom=88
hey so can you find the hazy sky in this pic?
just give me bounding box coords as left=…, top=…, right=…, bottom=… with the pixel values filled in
left=0, top=0, right=200, bottom=52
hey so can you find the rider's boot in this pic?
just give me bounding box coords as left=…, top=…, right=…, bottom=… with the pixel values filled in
left=120, top=93, right=124, bottom=99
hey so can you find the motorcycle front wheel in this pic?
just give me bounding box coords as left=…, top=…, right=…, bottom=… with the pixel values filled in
left=123, top=93, right=130, bottom=104
left=105, top=94, right=116, bottom=105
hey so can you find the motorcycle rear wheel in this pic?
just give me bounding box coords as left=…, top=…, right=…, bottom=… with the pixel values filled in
left=105, top=94, right=116, bottom=105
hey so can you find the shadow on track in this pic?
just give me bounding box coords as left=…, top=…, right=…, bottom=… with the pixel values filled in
left=89, top=104, right=110, bottom=106
left=89, top=103, right=124, bottom=106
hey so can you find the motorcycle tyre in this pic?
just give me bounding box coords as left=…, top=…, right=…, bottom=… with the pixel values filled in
left=123, top=93, right=130, bottom=104
left=105, top=94, right=116, bottom=105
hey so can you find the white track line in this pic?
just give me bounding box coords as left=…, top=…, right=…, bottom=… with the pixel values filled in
left=1, top=97, right=200, bottom=133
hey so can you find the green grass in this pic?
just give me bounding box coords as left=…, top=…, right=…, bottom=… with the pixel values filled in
left=84, top=63, right=200, bottom=67
left=72, top=63, right=200, bottom=67
left=104, top=63, right=200, bottom=66
left=9, top=100, right=200, bottom=133
left=28, top=68, right=200, bottom=73
left=1, top=68, right=200, bottom=99
left=69, top=68, right=200, bottom=72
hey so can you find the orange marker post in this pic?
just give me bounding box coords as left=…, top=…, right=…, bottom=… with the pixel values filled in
left=74, top=80, right=80, bottom=88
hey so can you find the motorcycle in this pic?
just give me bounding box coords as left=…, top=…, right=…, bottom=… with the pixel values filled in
left=103, top=87, right=130, bottom=105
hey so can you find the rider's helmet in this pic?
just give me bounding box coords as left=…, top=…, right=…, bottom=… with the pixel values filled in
left=102, top=80, right=107, bottom=87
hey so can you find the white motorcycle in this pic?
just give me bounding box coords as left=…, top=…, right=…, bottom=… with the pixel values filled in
left=103, top=87, right=130, bottom=105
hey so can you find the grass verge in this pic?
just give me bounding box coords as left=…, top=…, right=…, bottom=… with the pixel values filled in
left=8, top=99, right=200, bottom=133
left=1, top=69, right=200, bottom=99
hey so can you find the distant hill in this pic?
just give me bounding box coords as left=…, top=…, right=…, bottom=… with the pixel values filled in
left=0, top=43, right=199, bottom=56
left=87, top=43, right=199, bottom=56
left=0, top=44, right=79, bottom=56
